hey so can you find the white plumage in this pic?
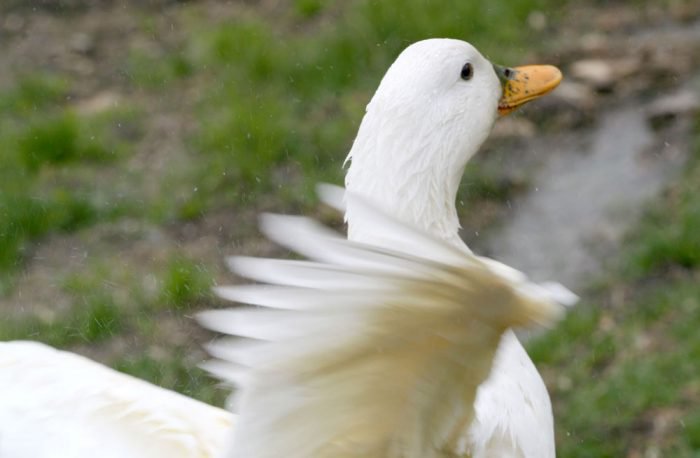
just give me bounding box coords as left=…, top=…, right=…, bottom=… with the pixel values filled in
left=202, top=185, right=573, bottom=457
left=0, top=39, right=569, bottom=457
left=0, top=341, right=233, bottom=457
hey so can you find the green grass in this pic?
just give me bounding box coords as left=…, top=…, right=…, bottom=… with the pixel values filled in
left=18, top=112, right=115, bottom=170
left=1, top=1, right=564, bottom=284
left=0, top=0, right=590, bottom=413
left=115, top=351, right=225, bottom=406
left=626, top=191, right=700, bottom=275
left=0, top=74, right=141, bottom=292
left=531, top=283, right=700, bottom=456
left=530, top=117, right=700, bottom=457
left=126, top=49, right=194, bottom=89
left=170, top=0, right=564, bottom=215
left=0, top=74, right=67, bottom=113
left=294, top=0, right=328, bottom=18
left=0, top=0, right=568, bottom=409
left=1, top=6, right=699, bottom=454
left=0, top=251, right=224, bottom=401
left=0, top=284, right=123, bottom=347
left=159, top=256, right=215, bottom=310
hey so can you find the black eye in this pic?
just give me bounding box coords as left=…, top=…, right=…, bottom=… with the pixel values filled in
left=460, top=62, right=474, bottom=81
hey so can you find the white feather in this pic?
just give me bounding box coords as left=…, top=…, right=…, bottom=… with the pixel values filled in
left=340, top=39, right=569, bottom=457
left=0, top=341, right=233, bottom=458
left=202, top=187, right=572, bottom=458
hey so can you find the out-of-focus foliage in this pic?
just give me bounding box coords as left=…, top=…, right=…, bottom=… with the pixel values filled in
left=626, top=125, right=700, bottom=274
left=180, top=0, right=559, bottom=215
left=0, top=75, right=137, bottom=292
left=0, top=0, right=561, bottom=287
left=0, top=0, right=562, bottom=413
left=530, top=118, right=700, bottom=456
left=159, top=256, right=214, bottom=310
left=3, top=1, right=699, bottom=456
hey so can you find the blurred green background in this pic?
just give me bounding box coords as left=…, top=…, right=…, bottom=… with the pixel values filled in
left=1, top=0, right=699, bottom=456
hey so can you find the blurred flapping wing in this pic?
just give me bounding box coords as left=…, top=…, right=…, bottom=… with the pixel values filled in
left=199, top=185, right=575, bottom=458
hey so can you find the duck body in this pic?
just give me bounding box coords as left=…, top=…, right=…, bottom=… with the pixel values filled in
left=344, top=39, right=556, bottom=457
left=0, top=340, right=233, bottom=458
left=467, top=331, right=556, bottom=457
left=0, top=38, right=567, bottom=458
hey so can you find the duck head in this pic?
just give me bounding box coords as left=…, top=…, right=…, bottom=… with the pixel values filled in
left=345, top=39, right=562, bottom=246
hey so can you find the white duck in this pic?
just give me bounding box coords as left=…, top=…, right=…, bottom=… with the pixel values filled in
left=0, top=39, right=570, bottom=458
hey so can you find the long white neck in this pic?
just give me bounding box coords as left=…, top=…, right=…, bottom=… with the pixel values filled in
left=344, top=106, right=495, bottom=247
left=342, top=112, right=556, bottom=456
left=338, top=39, right=555, bottom=456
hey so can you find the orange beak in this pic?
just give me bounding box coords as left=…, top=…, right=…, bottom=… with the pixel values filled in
left=495, top=64, right=563, bottom=116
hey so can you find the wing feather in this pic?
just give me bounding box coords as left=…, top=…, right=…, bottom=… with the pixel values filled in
left=202, top=185, right=575, bottom=458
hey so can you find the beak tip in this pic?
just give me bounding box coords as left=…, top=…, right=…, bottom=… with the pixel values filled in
left=549, top=65, right=564, bottom=86
left=498, top=64, right=563, bottom=116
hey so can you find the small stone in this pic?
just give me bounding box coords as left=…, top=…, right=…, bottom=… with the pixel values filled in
left=579, top=33, right=607, bottom=53
left=550, top=81, right=596, bottom=111
left=570, top=59, right=615, bottom=90
left=633, top=333, right=651, bottom=350
left=525, top=80, right=597, bottom=130
left=612, top=57, right=642, bottom=80
left=148, top=345, right=169, bottom=362
left=557, top=375, right=573, bottom=392
left=570, top=57, right=641, bottom=92
left=74, top=91, right=122, bottom=115
left=69, top=32, right=95, bottom=55
left=646, top=89, right=700, bottom=122
left=34, top=307, right=57, bottom=324
left=527, top=11, right=547, bottom=31
left=599, top=313, right=615, bottom=332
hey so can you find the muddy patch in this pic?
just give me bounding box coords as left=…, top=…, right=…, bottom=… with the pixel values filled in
left=479, top=91, right=695, bottom=289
